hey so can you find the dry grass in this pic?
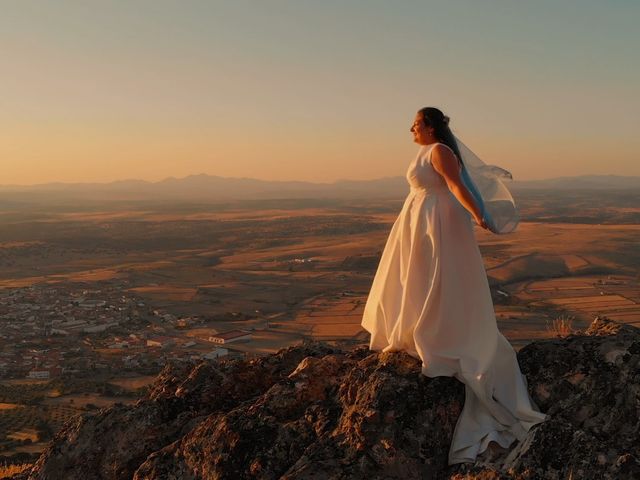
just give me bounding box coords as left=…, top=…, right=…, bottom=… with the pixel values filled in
left=0, top=462, right=31, bottom=478
left=545, top=314, right=576, bottom=337
left=7, top=428, right=39, bottom=442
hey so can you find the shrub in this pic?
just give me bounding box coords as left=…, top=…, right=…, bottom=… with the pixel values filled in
left=0, top=462, right=32, bottom=478
left=545, top=314, right=575, bottom=338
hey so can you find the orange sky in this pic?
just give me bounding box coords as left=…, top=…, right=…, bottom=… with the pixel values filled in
left=1, top=2, right=638, bottom=185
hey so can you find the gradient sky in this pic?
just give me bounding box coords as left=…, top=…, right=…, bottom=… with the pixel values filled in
left=1, top=0, right=638, bottom=185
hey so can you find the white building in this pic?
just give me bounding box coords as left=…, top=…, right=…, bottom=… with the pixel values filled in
left=207, top=330, right=252, bottom=344
left=83, top=321, right=118, bottom=333
left=202, top=347, right=228, bottom=359
left=58, top=319, right=88, bottom=330
left=79, top=299, right=107, bottom=309
left=146, top=336, right=176, bottom=348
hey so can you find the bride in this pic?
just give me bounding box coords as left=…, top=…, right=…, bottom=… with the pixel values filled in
left=360, top=107, right=548, bottom=465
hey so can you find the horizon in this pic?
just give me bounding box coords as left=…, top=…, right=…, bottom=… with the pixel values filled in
left=2, top=1, right=639, bottom=184
left=1, top=170, right=639, bottom=189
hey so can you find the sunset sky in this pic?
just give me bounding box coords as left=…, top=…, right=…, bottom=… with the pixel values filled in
left=2, top=1, right=638, bottom=185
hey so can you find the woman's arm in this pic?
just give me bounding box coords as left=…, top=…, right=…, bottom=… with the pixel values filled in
left=430, top=144, right=489, bottom=230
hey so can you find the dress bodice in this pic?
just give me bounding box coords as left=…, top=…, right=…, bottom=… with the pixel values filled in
left=406, top=143, right=453, bottom=194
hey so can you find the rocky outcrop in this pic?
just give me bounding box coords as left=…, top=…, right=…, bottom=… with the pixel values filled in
left=14, top=316, right=640, bottom=479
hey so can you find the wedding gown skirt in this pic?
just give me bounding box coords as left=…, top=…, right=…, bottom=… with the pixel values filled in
left=361, top=142, right=548, bottom=465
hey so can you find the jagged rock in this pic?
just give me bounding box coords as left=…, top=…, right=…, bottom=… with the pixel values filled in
left=14, top=316, right=640, bottom=479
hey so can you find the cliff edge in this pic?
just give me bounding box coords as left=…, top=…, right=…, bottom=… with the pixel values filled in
left=13, top=316, right=640, bottom=480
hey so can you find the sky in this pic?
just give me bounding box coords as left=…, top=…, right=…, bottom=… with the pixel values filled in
left=1, top=0, right=639, bottom=185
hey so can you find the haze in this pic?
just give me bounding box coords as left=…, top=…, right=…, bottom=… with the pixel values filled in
left=1, top=0, right=639, bottom=185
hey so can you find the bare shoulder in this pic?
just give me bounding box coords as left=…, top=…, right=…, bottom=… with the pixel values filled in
left=433, top=142, right=455, bottom=155
left=430, top=143, right=459, bottom=170
left=430, top=143, right=462, bottom=188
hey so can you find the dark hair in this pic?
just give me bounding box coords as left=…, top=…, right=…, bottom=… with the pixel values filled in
left=418, top=107, right=463, bottom=168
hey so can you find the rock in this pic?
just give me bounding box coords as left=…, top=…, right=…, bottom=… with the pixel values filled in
left=15, top=316, right=640, bottom=479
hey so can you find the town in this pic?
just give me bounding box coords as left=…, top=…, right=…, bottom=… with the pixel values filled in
left=0, top=283, right=251, bottom=381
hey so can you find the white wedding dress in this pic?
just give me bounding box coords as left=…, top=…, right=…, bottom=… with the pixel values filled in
left=361, top=142, right=549, bottom=465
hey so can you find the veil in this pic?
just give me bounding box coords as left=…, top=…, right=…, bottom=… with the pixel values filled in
left=451, top=133, right=519, bottom=234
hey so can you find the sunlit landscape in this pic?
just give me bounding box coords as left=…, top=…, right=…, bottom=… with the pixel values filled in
left=0, top=186, right=638, bottom=466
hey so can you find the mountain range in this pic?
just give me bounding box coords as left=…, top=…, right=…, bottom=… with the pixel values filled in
left=1, top=174, right=638, bottom=202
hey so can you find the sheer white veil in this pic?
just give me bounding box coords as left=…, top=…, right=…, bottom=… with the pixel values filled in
left=451, top=133, right=519, bottom=234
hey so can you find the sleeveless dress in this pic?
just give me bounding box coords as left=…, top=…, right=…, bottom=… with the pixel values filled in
left=360, top=142, right=549, bottom=465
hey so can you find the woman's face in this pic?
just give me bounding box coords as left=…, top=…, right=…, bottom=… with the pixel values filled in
left=410, top=112, right=434, bottom=145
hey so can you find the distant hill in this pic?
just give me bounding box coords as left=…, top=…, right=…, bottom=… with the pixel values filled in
left=0, top=173, right=638, bottom=203
left=510, top=174, right=640, bottom=190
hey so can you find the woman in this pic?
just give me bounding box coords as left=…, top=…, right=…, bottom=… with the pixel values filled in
left=360, top=107, right=548, bottom=465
